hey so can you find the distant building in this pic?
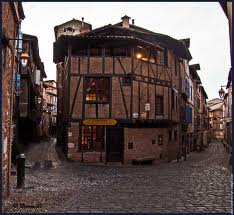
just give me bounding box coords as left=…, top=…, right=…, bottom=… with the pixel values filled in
left=43, top=80, right=57, bottom=136
left=207, top=98, right=224, bottom=141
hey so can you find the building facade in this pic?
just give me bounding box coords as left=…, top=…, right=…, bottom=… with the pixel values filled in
left=223, top=69, right=232, bottom=153
left=2, top=2, right=25, bottom=200
left=207, top=98, right=224, bottom=141
left=54, top=16, right=195, bottom=163
left=43, top=80, right=57, bottom=136
left=18, top=34, right=47, bottom=146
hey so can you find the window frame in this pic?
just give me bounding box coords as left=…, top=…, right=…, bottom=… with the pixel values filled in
left=80, top=126, right=105, bottom=152
left=156, top=95, right=164, bottom=115
left=85, top=77, right=110, bottom=104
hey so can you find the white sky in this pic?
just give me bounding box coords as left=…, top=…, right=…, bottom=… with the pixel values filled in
left=21, top=2, right=231, bottom=100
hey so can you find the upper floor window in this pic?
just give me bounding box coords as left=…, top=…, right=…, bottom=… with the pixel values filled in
left=85, top=77, right=110, bottom=103
left=156, top=95, right=163, bottom=115
left=185, top=79, right=190, bottom=97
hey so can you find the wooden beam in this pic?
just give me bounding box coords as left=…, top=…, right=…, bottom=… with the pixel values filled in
left=133, top=59, right=141, bottom=73
left=67, top=44, right=72, bottom=125
left=113, top=57, right=115, bottom=75
left=87, top=45, right=90, bottom=74
left=118, top=77, right=129, bottom=118
left=155, top=84, right=157, bottom=118
left=102, top=47, right=105, bottom=74
left=70, top=76, right=81, bottom=118
left=78, top=57, right=80, bottom=75
left=130, top=47, right=134, bottom=118
left=82, top=77, right=86, bottom=119
left=109, top=77, right=112, bottom=118
left=117, top=57, right=127, bottom=74
left=138, top=81, right=141, bottom=117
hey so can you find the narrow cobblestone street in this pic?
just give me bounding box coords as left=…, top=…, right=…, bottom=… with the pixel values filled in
left=4, top=141, right=232, bottom=213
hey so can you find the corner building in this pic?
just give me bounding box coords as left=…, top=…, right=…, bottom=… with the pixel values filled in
left=54, top=16, right=192, bottom=164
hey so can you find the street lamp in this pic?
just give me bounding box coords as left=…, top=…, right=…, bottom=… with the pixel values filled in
left=218, top=86, right=226, bottom=98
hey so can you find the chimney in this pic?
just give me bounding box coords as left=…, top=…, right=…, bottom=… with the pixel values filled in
left=81, top=17, right=84, bottom=26
left=132, top=19, right=135, bottom=25
left=121, top=15, right=131, bottom=28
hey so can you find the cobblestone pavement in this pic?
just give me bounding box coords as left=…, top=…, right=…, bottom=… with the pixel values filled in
left=4, top=141, right=232, bottom=213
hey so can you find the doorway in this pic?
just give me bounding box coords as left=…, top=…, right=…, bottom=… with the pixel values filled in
left=106, top=127, right=123, bottom=162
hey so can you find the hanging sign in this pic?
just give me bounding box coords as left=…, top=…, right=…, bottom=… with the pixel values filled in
left=83, top=119, right=117, bottom=126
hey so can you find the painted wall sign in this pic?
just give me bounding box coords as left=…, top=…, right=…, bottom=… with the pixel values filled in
left=83, top=119, right=117, bottom=126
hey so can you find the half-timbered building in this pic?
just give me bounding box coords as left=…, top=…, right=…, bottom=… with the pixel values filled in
left=53, top=16, right=192, bottom=163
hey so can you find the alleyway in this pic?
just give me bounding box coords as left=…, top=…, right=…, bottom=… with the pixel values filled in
left=4, top=141, right=232, bottom=213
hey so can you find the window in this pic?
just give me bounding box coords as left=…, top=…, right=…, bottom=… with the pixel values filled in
left=158, top=135, right=163, bottom=145
left=128, top=141, right=133, bottom=149
left=81, top=126, right=104, bottom=151
left=122, top=77, right=132, bottom=86
left=171, top=90, right=174, bottom=110
left=174, top=130, right=177, bottom=141
left=85, top=77, right=110, bottom=103
left=156, top=96, right=163, bottom=115
left=185, top=79, right=190, bottom=97
left=169, top=130, right=172, bottom=141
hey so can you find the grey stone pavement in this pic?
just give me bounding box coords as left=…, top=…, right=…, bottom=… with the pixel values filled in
left=4, top=141, right=232, bottom=213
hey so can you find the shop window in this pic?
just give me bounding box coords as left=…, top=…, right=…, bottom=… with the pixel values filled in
left=81, top=126, right=104, bottom=151
left=85, top=77, right=110, bottom=103
left=158, top=135, right=163, bottom=145
left=156, top=96, right=163, bottom=115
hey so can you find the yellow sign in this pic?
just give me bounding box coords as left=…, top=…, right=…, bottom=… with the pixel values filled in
left=83, top=119, right=117, bottom=126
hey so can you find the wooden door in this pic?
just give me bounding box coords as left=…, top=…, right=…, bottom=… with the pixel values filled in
left=106, top=127, right=123, bottom=162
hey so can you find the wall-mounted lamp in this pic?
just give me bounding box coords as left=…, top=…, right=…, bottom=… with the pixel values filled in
left=21, top=52, right=29, bottom=67
left=136, top=53, right=142, bottom=59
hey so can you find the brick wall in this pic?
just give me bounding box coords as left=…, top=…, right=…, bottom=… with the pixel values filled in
left=69, top=54, right=179, bottom=121
left=124, top=127, right=179, bottom=163
left=2, top=2, right=19, bottom=200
